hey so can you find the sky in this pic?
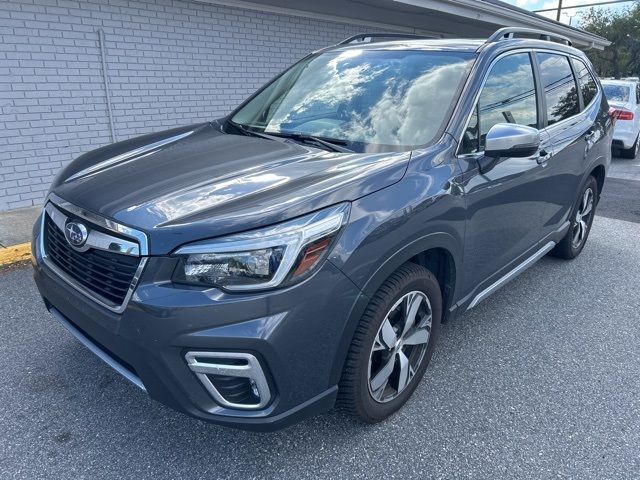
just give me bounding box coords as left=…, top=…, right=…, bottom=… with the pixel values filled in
left=501, top=0, right=632, bottom=25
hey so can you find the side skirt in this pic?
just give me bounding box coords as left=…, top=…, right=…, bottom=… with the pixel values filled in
left=466, top=240, right=556, bottom=311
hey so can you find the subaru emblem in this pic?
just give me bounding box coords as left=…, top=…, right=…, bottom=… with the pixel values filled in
left=64, top=221, right=88, bottom=247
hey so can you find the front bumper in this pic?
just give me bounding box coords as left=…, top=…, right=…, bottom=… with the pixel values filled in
left=32, top=224, right=367, bottom=431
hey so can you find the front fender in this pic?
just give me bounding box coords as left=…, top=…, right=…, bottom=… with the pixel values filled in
left=328, top=150, right=465, bottom=300
left=325, top=155, right=465, bottom=386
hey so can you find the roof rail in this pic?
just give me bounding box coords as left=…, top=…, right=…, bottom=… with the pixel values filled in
left=338, top=33, right=431, bottom=45
left=486, top=27, right=572, bottom=47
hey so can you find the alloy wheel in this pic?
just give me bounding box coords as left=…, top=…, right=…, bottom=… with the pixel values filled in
left=572, top=187, right=594, bottom=248
left=367, top=291, right=432, bottom=403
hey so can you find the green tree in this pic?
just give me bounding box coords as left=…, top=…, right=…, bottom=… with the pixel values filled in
left=580, top=2, right=640, bottom=78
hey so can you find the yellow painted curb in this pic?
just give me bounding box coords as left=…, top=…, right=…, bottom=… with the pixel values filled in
left=0, top=242, right=32, bottom=266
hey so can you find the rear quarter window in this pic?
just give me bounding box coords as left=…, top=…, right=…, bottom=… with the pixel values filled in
left=571, top=58, right=598, bottom=107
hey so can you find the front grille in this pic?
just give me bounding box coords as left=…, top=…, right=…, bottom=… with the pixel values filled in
left=44, top=212, right=141, bottom=306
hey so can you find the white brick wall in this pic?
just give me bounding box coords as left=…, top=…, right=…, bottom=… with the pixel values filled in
left=0, top=0, right=393, bottom=211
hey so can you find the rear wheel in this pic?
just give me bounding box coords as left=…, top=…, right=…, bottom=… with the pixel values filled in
left=551, top=175, right=598, bottom=259
left=338, top=263, right=442, bottom=423
left=621, top=135, right=640, bottom=159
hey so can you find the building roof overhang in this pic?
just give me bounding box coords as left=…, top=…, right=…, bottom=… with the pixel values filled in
left=196, top=0, right=610, bottom=50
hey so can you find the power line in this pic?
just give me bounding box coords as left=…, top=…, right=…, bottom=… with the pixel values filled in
left=534, top=0, right=635, bottom=14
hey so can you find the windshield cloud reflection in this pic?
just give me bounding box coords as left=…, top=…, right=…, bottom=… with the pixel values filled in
left=231, top=49, right=473, bottom=152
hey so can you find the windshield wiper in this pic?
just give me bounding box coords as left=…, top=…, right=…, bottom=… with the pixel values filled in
left=228, top=121, right=354, bottom=153
left=227, top=120, right=283, bottom=142
left=269, top=132, right=354, bottom=153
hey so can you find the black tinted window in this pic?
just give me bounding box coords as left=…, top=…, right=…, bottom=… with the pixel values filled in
left=571, top=58, right=597, bottom=107
left=460, top=53, right=537, bottom=154
left=537, top=53, right=579, bottom=125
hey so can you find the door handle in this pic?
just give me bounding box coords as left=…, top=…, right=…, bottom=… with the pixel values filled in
left=537, top=149, right=552, bottom=165
left=584, top=129, right=595, bottom=140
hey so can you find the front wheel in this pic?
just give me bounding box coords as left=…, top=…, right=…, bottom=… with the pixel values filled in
left=338, top=263, right=442, bottom=423
left=551, top=175, right=598, bottom=259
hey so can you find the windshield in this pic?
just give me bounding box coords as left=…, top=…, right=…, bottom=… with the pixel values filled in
left=603, top=84, right=631, bottom=102
left=230, top=49, right=474, bottom=152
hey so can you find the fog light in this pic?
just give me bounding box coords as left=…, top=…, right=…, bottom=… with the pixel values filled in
left=184, top=351, right=271, bottom=410
left=249, top=378, right=260, bottom=399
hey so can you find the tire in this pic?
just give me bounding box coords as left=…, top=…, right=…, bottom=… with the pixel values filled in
left=621, top=135, right=639, bottom=159
left=337, top=263, right=442, bottom=423
left=551, top=175, right=598, bottom=260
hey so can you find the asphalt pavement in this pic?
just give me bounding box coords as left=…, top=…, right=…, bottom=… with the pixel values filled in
left=598, top=177, right=640, bottom=223
left=598, top=155, right=640, bottom=224
left=1, top=159, right=639, bottom=479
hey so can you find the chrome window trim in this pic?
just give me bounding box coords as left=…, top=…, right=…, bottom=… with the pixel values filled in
left=40, top=195, right=148, bottom=314
left=455, top=48, right=599, bottom=157
left=48, top=192, right=149, bottom=256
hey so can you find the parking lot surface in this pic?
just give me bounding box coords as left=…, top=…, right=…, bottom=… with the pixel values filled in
left=599, top=155, right=640, bottom=224
left=1, top=160, right=639, bottom=479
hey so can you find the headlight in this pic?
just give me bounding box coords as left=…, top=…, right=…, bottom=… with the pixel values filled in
left=172, top=203, right=350, bottom=291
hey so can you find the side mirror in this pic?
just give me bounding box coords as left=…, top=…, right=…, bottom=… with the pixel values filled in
left=478, top=123, right=541, bottom=174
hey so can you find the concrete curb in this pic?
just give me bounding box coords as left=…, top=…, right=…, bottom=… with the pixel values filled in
left=0, top=243, right=32, bottom=267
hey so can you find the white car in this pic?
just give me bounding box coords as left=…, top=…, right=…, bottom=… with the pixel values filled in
left=602, top=80, right=640, bottom=158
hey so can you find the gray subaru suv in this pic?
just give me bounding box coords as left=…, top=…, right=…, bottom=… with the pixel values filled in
left=32, top=28, right=612, bottom=431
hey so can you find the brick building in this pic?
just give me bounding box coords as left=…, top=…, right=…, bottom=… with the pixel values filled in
left=0, top=0, right=608, bottom=211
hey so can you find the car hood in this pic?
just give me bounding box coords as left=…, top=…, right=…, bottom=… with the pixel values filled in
left=50, top=122, right=410, bottom=254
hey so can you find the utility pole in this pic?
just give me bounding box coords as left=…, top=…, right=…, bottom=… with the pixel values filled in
left=563, top=11, right=578, bottom=25
left=535, top=0, right=634, bottom=15
left=556, top=0, right=563, bottom=21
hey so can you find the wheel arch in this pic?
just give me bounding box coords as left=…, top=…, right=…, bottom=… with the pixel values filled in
left=589, top=163, right=606, bottom=198
left=407, top=247, right=457, bottom=325
left=360, top=232, right=462, bottom=312
left=329, top=232, right=462, bottom=387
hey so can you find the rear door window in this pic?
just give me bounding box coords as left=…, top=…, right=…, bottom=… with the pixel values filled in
left=571, top=58, right=598, bottom=108
left=537, top=53, right=579, bottom=125
left=459, top=53, right=538, bottom=154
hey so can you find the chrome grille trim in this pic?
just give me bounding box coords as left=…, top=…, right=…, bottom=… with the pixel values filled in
left=40, top=195, right=149, bottom=314
left=45, top=202, right=140, bottom=256
left=48, top=192, right=149, bottom=255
